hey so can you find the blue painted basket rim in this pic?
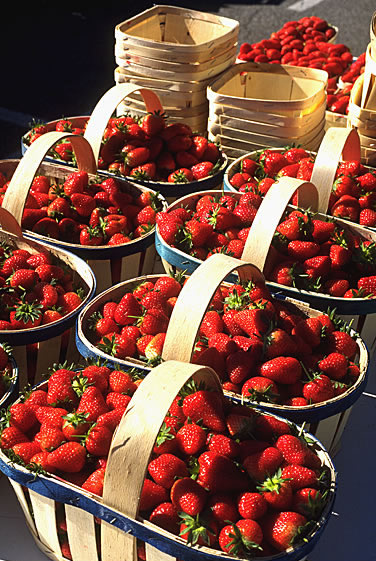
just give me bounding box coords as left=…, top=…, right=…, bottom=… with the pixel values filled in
left=0, top=235, right=96, bottom=346
left=0, top=380, right=336, bottom=561
left=154, top=189, right=376, bottom=315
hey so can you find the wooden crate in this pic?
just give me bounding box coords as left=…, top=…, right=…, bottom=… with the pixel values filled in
left=115, top=5, right=239, bottom=63
left=113, top=6, right=238, bottom=134
left=0, top=360, right=336, bottom=561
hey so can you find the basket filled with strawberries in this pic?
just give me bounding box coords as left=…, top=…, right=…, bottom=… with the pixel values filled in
left=223, top=127, right=376, bottom=231
left=0, top=202, right=95, bottom=388
left=0, top=359, right=336, bottom=561
left=82, top=83, right=228, bottom=200
left=20, top=84, right=228, bottom=201
left=76, top=252, right=368, bottom=455
left=0, top=344, right=18, bottom=411
left=1, top=130, right=168, bottom=295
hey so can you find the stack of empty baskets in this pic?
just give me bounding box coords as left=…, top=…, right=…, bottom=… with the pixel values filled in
left=114, top=5, right=239, bottom=134
left=347, top=11, right=376, bottom=166
left=207, top=61, right=328, bottom=161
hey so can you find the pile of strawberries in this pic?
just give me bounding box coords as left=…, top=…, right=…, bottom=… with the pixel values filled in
left=84, top=271, right=361, bottom=407
left=22, top=118, right=86, bottom=158
left=0, top=361, right=333, bottom=558
left=228, top=146, right=376, bottom=228
left=0, top=344, right=15, bottom=403
left=237, top=17, right=351, bottom=77
left=326, top=52, right=366, bottom=115
left=0, top=241, right=85, bottom=330
left=23, top=114, right=223, bottom=184
left=0, top=170, right=163, bottom=247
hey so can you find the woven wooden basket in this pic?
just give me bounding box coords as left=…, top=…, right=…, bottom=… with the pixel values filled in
left=0, top=204, right=95, bottom=388
left=83, top=83, right=228, bottom=202
left=2, top=131, right=167, bottom=295
left=207, top=62, right=327, bottom=158
left=76, top=252, right=369, bottom=455
left=0, top=360, right=336, bottom=561
left=114, top=6, right=238, bottom=134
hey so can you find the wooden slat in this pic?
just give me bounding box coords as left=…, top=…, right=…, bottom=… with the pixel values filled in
left=28, top=489, right=61, bottom=555
left=88, top=260, right=113, bottom=295
left=34, top=336, right=62, bottom=384
left=65, top=504, right=99, bottom=561
left=145, top=542, right=175, bottom=561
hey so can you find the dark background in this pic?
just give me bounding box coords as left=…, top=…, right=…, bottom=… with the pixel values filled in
left=1, top=0, right=375, bottom=159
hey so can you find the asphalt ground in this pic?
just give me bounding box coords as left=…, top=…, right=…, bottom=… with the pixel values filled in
left=0, top=0, right=375, bottom=159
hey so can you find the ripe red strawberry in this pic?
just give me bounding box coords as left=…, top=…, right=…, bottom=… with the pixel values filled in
left=243, top=446, right=283, bottom=481
left=149, top=502, right=179, bottom=534
left=141, top=111, right=166, bottom=136
left=241, top=376, right=279, bottom=403
left=180, top=512, right=219, bottom=546
left=114, top=292, right=142, bottom=326
left=258, top=472, right=293, bottom=510
left=303, top=373, right=335, bottom=403
left=175, top=422, right=206, bottom=456
left=148, top=453, right=188, bottom=489
left=219, top=519, right=263, bottom=555
left=324, top=330, right=357, bottom=360
left=208, top=493, right=238, bottom=526
left=8, top=402, right=37, bottom=433
left=260, top=151, right=288, bottom=177
left=76, top=386, right=109, bottom=422
left=281, top=465, right=319, bottom=491
left=12, top=441, right=41, bottom=463
left=182, top=389, right=226, bottom=432
left=191, top=161, right=214, bottom=180
left=81, top=467, right=106, bottom=496
left=63, top=171, right=88, bottom=196
left=46, top=441, right=87, bottom=473
left=260, top=356, right=301, bottom=384
left=263, top=511, right=307, bottom=552
left=207, top=433, right=239, bottom=458
left=171, top=477, right=207, bottom=515
left=0, top=425, right=29, bottom=449
left=276, top=434, right=312, bottom=466
left=287, top=240, right=320, bottom=261
left=318, top=352, right=348, bottom=380
left=85, top=424, right=113, bottom=457
left=139, top=479, right=169, bottom=512
left=237, top=491, right=268, bottom=520
left=197, top=451, right=250, bottom=493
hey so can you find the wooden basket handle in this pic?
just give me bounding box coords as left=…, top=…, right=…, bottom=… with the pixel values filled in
left=83, top=84, right=164, bottom=165
left=310, top=127, right=361, bottom=214
left=101, top=360, right=222, bottom=561
left=161, top=253, right=265, bottom=363
left=0, top=207, right=24, bottom=238
left=241, top=177, right=318, bottom=272
left=1, top=132, right=97, bottom=226
left=361, top=43, right=376, bottom=109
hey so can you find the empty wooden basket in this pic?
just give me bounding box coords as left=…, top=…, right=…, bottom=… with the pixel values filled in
left=114, top=5, right=239, bottom=134
left=207, top=62, right=328, bottom=160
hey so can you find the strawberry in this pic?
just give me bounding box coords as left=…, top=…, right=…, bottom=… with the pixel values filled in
left=141, top=111, right=166, bottom=136
left=237, top=491, right=268, bottom=520
left=148, top=453, right=188, bottom=489
left=85, top=424, right=113, bottom=457
left=241, top=376, right=279, bottom=403
left=175, top=423, right=206, bottom=456
left=292, top=487, right=325, bottom=518
left=260, top=356, right=301, bottom=384
left=191, top=161, right=214, bottom=180
left=114, top=292, right=142, bottom=326
left=276, top=434, right=312, bottom=466
left=263, top=511, right=307, bottom=551
left=81, top=467, right=106, bottom=496
left=180, top=512, right=219, bottom=546
left=76, top=386, right=109, bottom=422
left=139, top=479, right=169, bottom=512
left=260, top=151, right=288, bottom=177
left=281, top=465, right=319, bottom=490
left=0, top=425, right=29, bottom=449
left=171, top=477, right=207, bottom=515
left=46, top=441, right=87, bottom=473
left=182, top=388, right=226, bottom=432
left=197, top=451, right=250, bottom=493
left=318, top=352, right=348, bottom=380
left=243, top=446, right=283, bottom=481
left=257, top=471, right=293, bottom=510
left=324, top=330, right=357, bottom=360
left=219, top=519, right=263, bottom=555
